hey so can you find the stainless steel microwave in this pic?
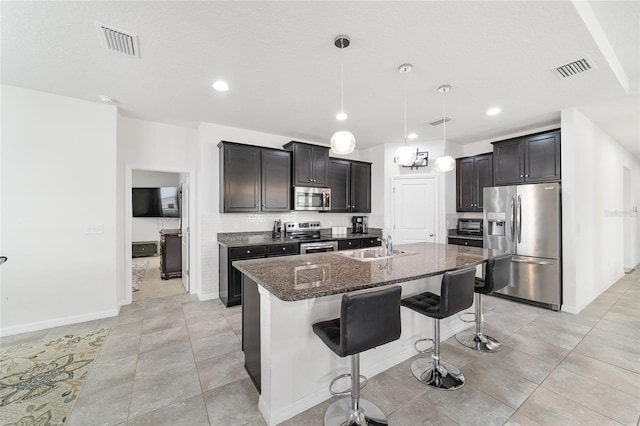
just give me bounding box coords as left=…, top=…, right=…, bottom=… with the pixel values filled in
left=293, top=186, right=331, bottom=211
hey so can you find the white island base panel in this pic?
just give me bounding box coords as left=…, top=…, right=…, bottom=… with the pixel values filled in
left=256, top=275, right=476, bottom=426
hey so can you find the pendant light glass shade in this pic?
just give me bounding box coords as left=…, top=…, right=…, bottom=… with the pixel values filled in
left=434, top=155, right=455, bottom=172
left=434, top=84, right=455, bottom=172
left=394, top=145, right=418, bottom=166
left=393, top=63, right=417, bottom=166
left=330, top=35, right=355, bottom=155
left=330, top=130, right=356, bottom=155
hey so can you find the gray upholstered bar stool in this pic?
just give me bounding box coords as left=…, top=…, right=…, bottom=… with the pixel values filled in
left=313, top=285, right=402, bottom=426
left=455, top=253, right=511, bottom=352
left=400, top=267, right=476, bottom=391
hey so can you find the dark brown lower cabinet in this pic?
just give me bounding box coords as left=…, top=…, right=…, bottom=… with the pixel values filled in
left=160, top=229, right=181, bottom=279
left=242, top=274, right=261, bottom=393
left=220, top=243, right=299, bottom=307
left=447, top=237, right=483, bottom=248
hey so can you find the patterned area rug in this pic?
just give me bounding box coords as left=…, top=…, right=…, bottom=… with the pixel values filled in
left=132, top=259, right=148, bottom=292
left=0, top=328, right=109, bottom=425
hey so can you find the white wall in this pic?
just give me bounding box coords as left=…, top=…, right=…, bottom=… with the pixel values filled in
left=561, top=107, right=640, bottom=313
left=117, top=116, right=198, bottom=303
left=372, top=139, right=452, bottom=243
left=131, top=170, right=181, bottom=242
left=1, top=86, right=118, bottom=335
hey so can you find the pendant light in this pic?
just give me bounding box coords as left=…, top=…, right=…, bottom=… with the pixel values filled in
left=394, top=64, right=418, bottom=166
left=434, top=84, right=456, bottom=172
left=330, top=35, right=356, bottom=155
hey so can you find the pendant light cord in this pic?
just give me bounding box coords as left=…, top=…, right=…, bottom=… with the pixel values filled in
left=404, top=73, right=408, bottom=145
left=340, top=39, right=344, bottom=116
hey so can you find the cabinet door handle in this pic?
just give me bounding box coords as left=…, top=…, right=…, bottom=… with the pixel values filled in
left=525, top=174, right=529, bottom=178
left=464, top=241, right=468, bottom=245
left=246, top=250, right=251, bottom=254
left=520, top=175, right=524, bottom=178
left=429, top=233, right=435, bottom=237
left=282, top=247, right=286, bottom=250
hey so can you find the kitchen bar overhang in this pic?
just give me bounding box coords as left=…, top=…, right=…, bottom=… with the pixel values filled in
left=233, top=242, right=505, bottom=425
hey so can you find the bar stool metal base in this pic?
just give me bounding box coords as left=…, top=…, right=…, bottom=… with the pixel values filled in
left=455, top=330, right=502, bottom=352
left=324, top=398, right=388, bottom=426
left=410, top=357, right=465, bottom=391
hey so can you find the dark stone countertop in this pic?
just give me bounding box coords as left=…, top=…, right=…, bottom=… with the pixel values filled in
left=233, top=242, right=504, bottom=302
left=217, top=228, right=383, bottom=248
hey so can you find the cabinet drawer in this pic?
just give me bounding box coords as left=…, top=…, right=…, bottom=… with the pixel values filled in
left=338, top=239, right=362, bottom=250
left=360, top=238, right=382, bottom=248
left=229, top=245, right=268, bottom=259
left=448, top=237, right=483, bottom=248
left=268, top=243, right=299, bottom=257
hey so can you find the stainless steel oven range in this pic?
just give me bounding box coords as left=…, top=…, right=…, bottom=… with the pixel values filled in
left=299, top=240, right=339, bottom=254
left=284, top=221, right=338, bottom=253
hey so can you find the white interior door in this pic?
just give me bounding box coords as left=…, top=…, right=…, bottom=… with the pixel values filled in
left=180, top=183, right=190, bottom=292
left=392, top=176, right=438, bottom=244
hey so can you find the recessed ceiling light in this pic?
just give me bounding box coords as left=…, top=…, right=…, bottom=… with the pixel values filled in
left=408, top=133, right=418, bottom=139
left=98, top=95, right=113, bottom=103
left=486, top=107, right=501, bottom=116
left=212, top=81, right=229, bottom=92
left=336, top=112, right=348, bottom=121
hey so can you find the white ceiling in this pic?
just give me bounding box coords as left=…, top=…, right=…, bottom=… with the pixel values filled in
left=2, top=1, right=638, bottom=157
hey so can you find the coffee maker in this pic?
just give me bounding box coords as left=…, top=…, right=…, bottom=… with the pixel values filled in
left=352, top=216, right=368, bottom=234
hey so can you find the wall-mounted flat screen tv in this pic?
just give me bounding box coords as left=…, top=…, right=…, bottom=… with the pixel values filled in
left=132, top=187, right=180, bottom=218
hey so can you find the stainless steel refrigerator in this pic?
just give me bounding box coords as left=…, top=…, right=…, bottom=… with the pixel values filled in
left=483, top=183, right=561, bottom=310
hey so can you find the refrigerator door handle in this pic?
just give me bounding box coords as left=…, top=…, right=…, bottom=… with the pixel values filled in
left=511, top=258, right=552, bottom=266
left=510, top=196, right=516, bottom=244
left=517, top=195, right=522, bottom=244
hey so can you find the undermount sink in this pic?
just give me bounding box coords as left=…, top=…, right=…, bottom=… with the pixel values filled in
left=335, top=247, right=415, bottom=262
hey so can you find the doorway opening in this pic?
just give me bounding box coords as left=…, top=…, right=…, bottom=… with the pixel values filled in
left=126, top=168, right=193, bottom=304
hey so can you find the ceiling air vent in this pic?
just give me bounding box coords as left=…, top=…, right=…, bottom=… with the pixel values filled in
left=555, top=58, right=591, bottom=78
left=95, top=22, right=140, bottom=58
left=429, top=116, right=451, bottom=126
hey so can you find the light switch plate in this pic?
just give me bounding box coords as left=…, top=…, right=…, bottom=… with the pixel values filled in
left=85, top=224, right=104, bottom=234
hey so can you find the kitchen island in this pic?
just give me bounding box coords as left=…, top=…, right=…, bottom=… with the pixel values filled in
left=233, top=242, right=503, bottom=426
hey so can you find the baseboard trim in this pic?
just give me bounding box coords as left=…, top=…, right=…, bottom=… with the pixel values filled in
left=198, top=291, right=219, bottom=301
left=0, top=308, right=119, bottom=337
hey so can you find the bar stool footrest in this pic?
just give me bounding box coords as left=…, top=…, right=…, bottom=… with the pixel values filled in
left=458, top=312, right=477, bottom=323
left=414, top=337, right=435, bottom=354
left=328, top=373, right=369, bottom=396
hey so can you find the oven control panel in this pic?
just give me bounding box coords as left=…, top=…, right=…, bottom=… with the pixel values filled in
left=285, top=221, right=321, bottom=232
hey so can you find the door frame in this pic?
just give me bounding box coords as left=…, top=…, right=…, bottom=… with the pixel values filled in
left=390, top=174, right=440, bottom=244
left=124, top=164, right=197, bottom=306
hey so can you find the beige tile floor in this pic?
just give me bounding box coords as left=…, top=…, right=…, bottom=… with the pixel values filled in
left=2, top=270, right=638, bottom=425
left=132, top=255, right=186, bottom=302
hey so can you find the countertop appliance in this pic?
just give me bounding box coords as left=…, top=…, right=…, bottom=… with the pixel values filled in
left=293, top=186, right=331, bottom=211
left=484, top=183, right=562, bottom=310
left=352, top=216, right=368, bottom=234
left=457, top=218, right=483, bottom=236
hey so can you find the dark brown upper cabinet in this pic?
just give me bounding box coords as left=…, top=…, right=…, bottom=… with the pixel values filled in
left=219, top=141, right=291, bottom=213
left=493, top=130, right=560, bottom=186
left=283, top=142, right=329, bottom=187
left=456, top=153, right=493, bottom=212
left=328, top=158, right=371, bottom=213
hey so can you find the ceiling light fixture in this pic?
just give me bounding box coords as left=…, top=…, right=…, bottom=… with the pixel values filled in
left=394, top=64, right=418, bottom=166
left=434, top=84, right=456, bottom=173
left=408, top=133, right=418, bottom=139
left=486, top=107, right=501, bottom=116
left=98, top=95, right=113, bottom=103
left=330, top=35, right=356, bottom=155
left=212, top=81, right=229, bottom=92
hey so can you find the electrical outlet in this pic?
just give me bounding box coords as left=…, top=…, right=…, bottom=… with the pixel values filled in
left=85, top=224, right=104, bottom=234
